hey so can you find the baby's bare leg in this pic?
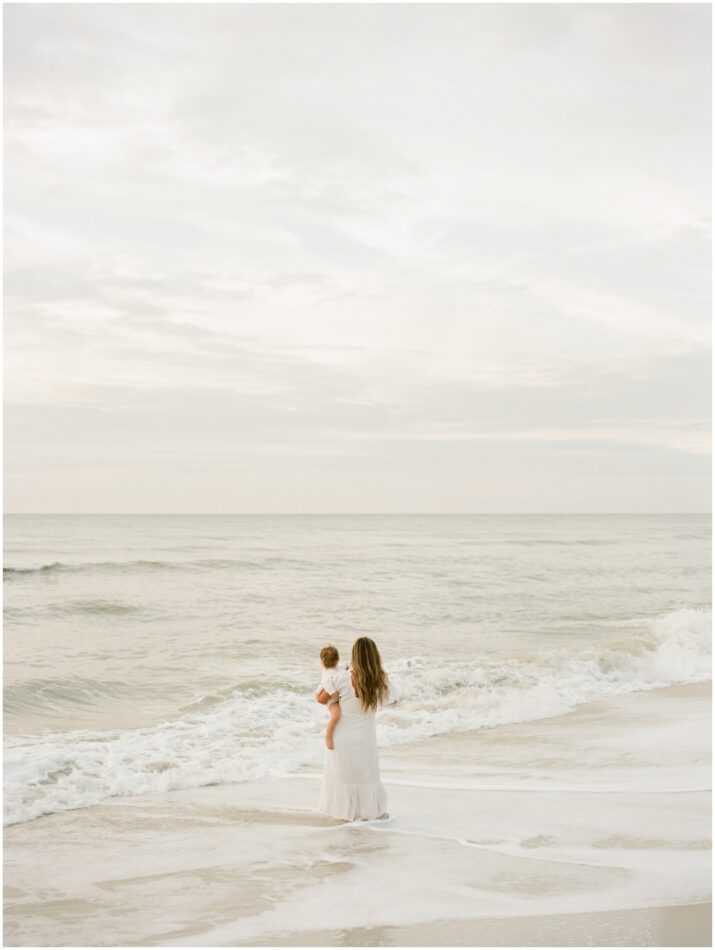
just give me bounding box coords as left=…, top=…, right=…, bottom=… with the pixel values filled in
left=325, top=694, right=341, bottom=749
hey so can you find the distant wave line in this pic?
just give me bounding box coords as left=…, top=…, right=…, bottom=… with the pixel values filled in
left=3, top=556, right=307, bottom=577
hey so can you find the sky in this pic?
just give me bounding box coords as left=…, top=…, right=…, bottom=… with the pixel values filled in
left=4, top=3, right=712, bottom=513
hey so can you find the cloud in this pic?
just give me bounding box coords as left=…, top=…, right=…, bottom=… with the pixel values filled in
left=3, top=3, right=711, bottom=511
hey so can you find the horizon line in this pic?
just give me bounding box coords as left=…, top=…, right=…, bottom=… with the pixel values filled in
left=3, top=511, right=712, bottom=517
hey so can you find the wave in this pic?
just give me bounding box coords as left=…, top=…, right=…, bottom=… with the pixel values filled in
left=4, top=607, right=710, bottom=827
left=4, top=671, right=297, bottom=720
left=504, top=538, right=616, bottom=546
left=177, top=678, right=300, bottom=714
left=60, top=599, right=140, bottom=616
left=4, top=560, right=177, bottom=576
left=3, top=556, right=306, bottom=577
left=4, top=675, right=150, bottom=716
left=565, top=616, right=664, bottom=628
left=4, top=562, right=67, bottom=575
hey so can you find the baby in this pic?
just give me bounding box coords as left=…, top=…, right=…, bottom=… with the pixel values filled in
left=315, top=644, right=350, bottom=749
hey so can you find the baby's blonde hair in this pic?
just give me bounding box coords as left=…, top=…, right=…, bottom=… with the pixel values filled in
left=320, top=644, right=339, bottom=669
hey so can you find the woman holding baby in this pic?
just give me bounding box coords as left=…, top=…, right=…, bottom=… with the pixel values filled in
left=315, top=636, right=397, bottom=822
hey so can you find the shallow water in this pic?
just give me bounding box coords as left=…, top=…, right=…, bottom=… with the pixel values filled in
left=3, top=513, right=711, bottom=825
left=5, top=686, right=709, bottom=946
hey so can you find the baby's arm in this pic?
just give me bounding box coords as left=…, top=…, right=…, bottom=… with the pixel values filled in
left=325, top=692, right=341, bottom=749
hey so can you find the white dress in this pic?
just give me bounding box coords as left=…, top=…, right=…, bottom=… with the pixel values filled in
left=319, top=670, right=396, bottom=821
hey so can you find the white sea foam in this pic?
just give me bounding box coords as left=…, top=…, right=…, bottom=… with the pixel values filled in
left=378, top=606, right=712, bottom=745
left=4, top=607, right=710, bottom=826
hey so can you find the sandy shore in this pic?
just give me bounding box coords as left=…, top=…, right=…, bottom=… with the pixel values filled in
left=4, top=682, right=711, bottom=947
left=249, top=902, right=713, bottom=947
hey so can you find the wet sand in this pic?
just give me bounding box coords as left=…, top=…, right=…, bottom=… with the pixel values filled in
left=250, top=902, right=712, bottom=947
left=4, top=682, right=711, bottom=947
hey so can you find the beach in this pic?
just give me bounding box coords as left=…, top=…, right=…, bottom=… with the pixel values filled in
left=4, top=0, right=712, bottom=942
left=4, top=514, right=711, bottom=945
left=5, top=681, right=710, bottom=947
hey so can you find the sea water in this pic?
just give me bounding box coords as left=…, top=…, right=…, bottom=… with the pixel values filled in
left=3, top=513, right=711, bottom=826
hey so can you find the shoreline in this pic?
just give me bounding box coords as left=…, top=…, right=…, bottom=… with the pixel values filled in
left=4, top=681, right=711, bottom=947
left=247, top=902, right=713, bottom=948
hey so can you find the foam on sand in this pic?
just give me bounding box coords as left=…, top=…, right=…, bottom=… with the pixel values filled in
left=4, top=682, right=711, bottom=947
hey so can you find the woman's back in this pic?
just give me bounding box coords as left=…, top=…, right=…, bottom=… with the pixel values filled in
left=339, top=670, right=375, bottom=719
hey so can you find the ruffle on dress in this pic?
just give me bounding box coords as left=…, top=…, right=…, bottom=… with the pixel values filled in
left=319, top=775, right=387, bottom=821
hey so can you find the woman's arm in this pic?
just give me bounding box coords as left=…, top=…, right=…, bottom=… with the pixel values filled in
left=316, top=689, right=333, bottom=705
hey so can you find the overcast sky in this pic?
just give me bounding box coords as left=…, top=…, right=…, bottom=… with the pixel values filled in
left=4, top=3, right=711, bottom=513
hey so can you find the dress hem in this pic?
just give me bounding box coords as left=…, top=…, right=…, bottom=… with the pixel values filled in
left=319, top=778, right=387, bottom=821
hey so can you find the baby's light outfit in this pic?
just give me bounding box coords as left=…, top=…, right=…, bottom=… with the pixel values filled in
left=318, top=666, right=352, bottom=706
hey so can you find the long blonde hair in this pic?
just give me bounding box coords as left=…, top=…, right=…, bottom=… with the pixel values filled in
left=351, top=637, right=389, bottom=713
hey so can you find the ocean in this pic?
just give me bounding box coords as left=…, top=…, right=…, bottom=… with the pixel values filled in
left=3, top=513, right=711, bottom=828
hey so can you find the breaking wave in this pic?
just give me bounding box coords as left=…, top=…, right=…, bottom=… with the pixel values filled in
left=4, top=607, right=710, bottom=827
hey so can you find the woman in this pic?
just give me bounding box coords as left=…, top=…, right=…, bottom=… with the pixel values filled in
left=317, top=636, right=397, bottom=821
